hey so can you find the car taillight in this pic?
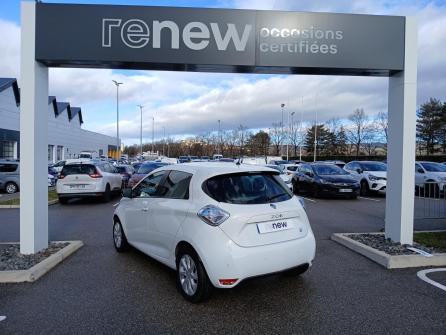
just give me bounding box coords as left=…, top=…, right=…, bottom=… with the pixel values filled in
left=197, top=205, right=230, bottom=226
left=219, top=279, right=238, bottom=285
left=59, top=174, right=65, bottom=179
left=89, top=170, right=103, bottom=178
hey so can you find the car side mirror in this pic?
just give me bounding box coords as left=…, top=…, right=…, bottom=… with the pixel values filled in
left=305, top=171, right=313, bottom=177
left=417, top=168, right=424, bottom=173
left=122, top=188, right=133, bottom=198
left=356, top=168, right=363, bottom=174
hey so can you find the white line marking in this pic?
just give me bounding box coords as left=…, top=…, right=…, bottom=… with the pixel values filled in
left=417, top=268, right=446, bottom=292
left=112, top=202, right=120, bottom=207
left=0, top=316, right=6, bottom=322
left=302, top=197, right=316, bottom=203
left=358, top=196, right=381, bottom=202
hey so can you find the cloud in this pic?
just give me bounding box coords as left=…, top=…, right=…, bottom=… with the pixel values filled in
left=1, top=1, right=446, bottom=146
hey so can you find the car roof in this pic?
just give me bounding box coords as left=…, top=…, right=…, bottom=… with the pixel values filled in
left=154, top=162, right=278, bottom=181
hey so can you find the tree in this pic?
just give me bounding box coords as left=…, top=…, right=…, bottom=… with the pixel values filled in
left=376, top=111, right=388, bottom=145
left=248, top=131, right=270, bottom=159
left=237, top=125, right=249, bottom=158
left=304, top=124, right=332, bottom=157
left=270, top=122, right=285, bottom=156
left=416, top=98, right=443, bottom=155
left=346, top=108, right=369, bottom=157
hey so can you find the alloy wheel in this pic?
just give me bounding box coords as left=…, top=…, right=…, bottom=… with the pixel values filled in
left=113, top=222, right=122, bottom=248
left=178, top=254, right=198, bottom=296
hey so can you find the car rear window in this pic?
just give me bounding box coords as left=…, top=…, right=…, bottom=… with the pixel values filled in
left=61, top=164, right=96, bottom=175
left=202, top=172, right=292, bottom=204
left=115, top=166, right=127, bottom=173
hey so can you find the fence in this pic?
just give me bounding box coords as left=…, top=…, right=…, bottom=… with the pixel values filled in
left=414, top=181, right=446, bottom=219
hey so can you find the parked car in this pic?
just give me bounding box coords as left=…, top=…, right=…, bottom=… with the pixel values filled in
left=265, top=164, right=292, bottom=189
left=50, top=160, right=66, bottom=173
left=113, top=163, right=315, bottom=302
left=48, top=166, right=59, bottom=178
left=56, top=161, right=122, bottom=203
left=268, top=160, right=290, bottom=165
left=415, top=161, right=446, bottom=196
left=177, top=156, right=190, bottom=164
left=0, top=160, right=20, bottom=194
left=48, top=174, right=56, bottom=187
left=127, top=162, right=170, bottom=187
left=115, top=165, right=134, bottom=187
left=280, top=164, right=300, bottom=176
left=344, top=161, right=387, bottom=195
left=200, top=156, right=209, bottom=160
left=293, top=163, right=359, bottom=198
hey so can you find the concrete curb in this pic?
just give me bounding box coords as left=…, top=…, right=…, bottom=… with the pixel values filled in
left=0, top=199, right=59, bottom=209
left=331, top=233, right=446, bottom=269
left=0, top=241, right=83, bottom=283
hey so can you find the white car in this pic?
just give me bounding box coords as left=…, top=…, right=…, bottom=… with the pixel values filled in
left=264, top=164, right=293, bottom=189
left=344, top=161, right=387, bottom=195
left=113, top=163, right=315, bottom=302
left=56, top=161, right=122, bottom=203
left=415, top=161, right=446, bottom=195
left=280, top=164, right=301, bottom=176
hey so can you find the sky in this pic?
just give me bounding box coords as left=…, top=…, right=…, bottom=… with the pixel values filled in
left=1, top=0, right=446, bottom=145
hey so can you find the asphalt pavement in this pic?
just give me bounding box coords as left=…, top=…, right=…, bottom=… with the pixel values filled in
left=0, top=195, right=445, bottom=334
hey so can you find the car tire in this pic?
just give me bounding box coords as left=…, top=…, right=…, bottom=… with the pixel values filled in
left=113, top=219, right=129, bottom=252
left=283, top=263, right=310, bottom=277
left=292, top=180, right=299, bottom=194
left=58, top=197, right=68, bottom=205
left=312, top=184, right=320, bottom=198
left=360, top=180, right=369, bottom=196
left=5, top=182, right=18, bottom=194
left=176, top=246, right=212, bottom=303
left=103, top=184, right=111, bottom=202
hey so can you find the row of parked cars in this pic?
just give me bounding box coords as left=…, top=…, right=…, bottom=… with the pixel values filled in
left=269, top=159, right=446, bottom=199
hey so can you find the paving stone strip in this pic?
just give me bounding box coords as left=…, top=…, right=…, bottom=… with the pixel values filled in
left=0, top=242, right=69, bottom=271
left=346, top=233, right=439, bottom=255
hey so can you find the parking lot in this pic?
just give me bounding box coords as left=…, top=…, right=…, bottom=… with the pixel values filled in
left=1, top=195, right=445, bottom=335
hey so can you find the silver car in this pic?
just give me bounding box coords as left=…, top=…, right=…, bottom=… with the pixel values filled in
left=0, top=160, right=20, bottom=194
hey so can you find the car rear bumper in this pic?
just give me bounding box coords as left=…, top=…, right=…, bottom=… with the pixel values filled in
left=197, top=228, right=316, bottom=288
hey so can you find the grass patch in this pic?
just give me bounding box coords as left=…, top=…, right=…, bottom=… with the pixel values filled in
left=0, top=189, right=58, bottom=206
left=414, top=232, right=446, bottom=252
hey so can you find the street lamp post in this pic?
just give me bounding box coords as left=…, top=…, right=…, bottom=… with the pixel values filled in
left=281, top=103, right=285, bottom=157
left=313, top=94, right=318, bottom=162
left=299, top=96, right=304, bottom=162
left=163, top=126, right=166, bottom=157
left=152, top=116, right=155, bottom=153
left=289, top=111, right=295, bottom=161
left=217, top=119, right=221, bottom=155
left=137, top=105, right=143, bottom=158
left=112, top=80, right=123, bottom=159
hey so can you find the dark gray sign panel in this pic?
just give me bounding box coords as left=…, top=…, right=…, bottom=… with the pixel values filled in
left=35, top=3, right=405, bottom=76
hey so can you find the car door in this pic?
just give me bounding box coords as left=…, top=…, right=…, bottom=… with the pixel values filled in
left=301, top=165, right=314, bottom=192
left=123, top=170, right=167, bottom=254
left=346, top=162, right=361, bottom=181
left=147, top=170, right=193, bottom=260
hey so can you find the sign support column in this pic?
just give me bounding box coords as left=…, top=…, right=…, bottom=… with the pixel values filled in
left=20, top=1, right=49, bottom=254
left=385, top=17, right=417, bottom=245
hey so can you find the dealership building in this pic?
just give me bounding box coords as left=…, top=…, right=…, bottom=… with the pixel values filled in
left=0, top=77, right=119, bottom=162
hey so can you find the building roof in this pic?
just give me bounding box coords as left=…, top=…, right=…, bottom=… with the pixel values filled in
left=1, top=77, right=83, bottom=125
left=0, top=78, right=20, bottom=106
left=70, top=107, right=83, bottom=124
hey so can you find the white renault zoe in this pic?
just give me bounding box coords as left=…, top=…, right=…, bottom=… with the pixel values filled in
left=112, top=163, right=316, bottom=302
